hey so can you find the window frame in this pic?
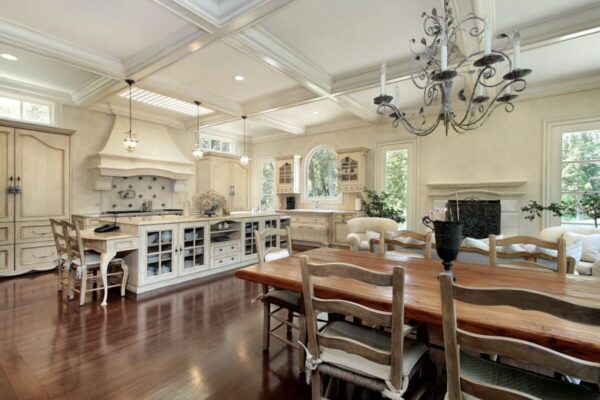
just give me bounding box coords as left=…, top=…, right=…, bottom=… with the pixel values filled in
left=302, top=145, right=342, bottom=204
left=376, top=140, right=418, bottom=230
left=543, top=115, right=600, bottom=227
left=199, top=133, right=234, bottom=154
left=0, top=91, right=57, bottom=125
left=257, top=157, right=276, bottom=210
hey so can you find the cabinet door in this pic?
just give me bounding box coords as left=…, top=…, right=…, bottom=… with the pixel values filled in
left=262, top=218, right=280, bottom=249
left=0, top=127, right=14, bottom=223
left=0, top=244, right=14, bottom=274
left=230, top=162, right=249, bottom=211
left=242, top=219, right=260, bottom=260
left=179, top=222, right=208, bottom=275
left=15, top=130, right=70, bottom=221
left=141, top=225, right=177, bottom=283
left=211, top=157, right=232, bottom=203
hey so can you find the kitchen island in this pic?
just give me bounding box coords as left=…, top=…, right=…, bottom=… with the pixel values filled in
left=78, top=211, right=282, bottom=294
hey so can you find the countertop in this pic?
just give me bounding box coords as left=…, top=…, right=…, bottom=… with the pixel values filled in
left=103, top=211, right=281, bottom=226
left=277, top=209, right=360, bottom=215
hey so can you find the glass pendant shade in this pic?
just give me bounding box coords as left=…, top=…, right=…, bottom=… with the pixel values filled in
left=192, top=146, right=204, bottom=160
left=240, top=154, right=249, bottom=165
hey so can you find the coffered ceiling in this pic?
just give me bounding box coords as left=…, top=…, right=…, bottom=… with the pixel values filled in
left=0, top=0, right=599, bottom=142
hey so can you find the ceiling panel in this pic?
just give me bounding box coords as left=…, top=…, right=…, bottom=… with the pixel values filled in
left=0, top=0, right=196, bottom=60
left=260, top=0, right=438, bottom=76
left=496, top=0, right=599, bottom=32
left=266, top=99, right=357, bottom=127
left=154, top=41, right=300, bottom=104
left=520, top=32, right=600, bottom=85
left=0, top=44, right=97, bottom=93
left=351, top=79, right=430, bottom=113
left=202, top=118, right=280, bottom=138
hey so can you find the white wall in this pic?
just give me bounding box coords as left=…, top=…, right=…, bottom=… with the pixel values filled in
left=250, top=88, right=600, bottom=236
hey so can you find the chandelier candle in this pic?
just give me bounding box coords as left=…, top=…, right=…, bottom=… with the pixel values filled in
left=380, top=62, right=386, bottom=96
left=513, top=32, right=521, bottom=69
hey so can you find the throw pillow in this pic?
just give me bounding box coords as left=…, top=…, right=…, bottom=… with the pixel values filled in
left=564, top=232, right=600, bottom=262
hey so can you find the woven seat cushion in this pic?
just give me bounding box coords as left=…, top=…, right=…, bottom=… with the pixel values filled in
left=460, top=352, right=600, bottom=400
left=264, top=289, right=301, bottom=307
left=319, top=320, right=427, bottom=381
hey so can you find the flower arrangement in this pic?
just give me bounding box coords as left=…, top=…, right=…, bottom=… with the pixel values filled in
left=421, top=206, right=448, bottom=228
left=192, top=190, right=227, bottom=215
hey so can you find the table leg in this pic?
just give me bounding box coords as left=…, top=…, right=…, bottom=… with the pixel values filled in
left=100, top=251, right=116, bottom=306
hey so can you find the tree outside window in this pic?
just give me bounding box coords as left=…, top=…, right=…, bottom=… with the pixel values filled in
left=306, top=147, right=338, bottom=199
left=561, top=130, right=600, bottom=225
left=384, top=149, right=409, bottom=228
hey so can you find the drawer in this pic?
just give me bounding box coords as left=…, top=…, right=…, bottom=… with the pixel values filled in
left=72, top=216, right=104, bottom=229
left=0, top=245, right=14, bottom=273
left=0, top=223, right=13, bottom=246
left=211, top=241, right=240, bottom=257
left=16, top=221, right=54, bottom=243
left=212, top=253, right=240, bottom=268
left=333, top=213, right=356, bottom=223
left=291, top=215, right=329, bottom=224
left=15, top=241, right=57, bottom=271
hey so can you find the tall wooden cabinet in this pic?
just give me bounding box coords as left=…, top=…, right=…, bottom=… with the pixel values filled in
left=336, top=147, right=368, bottom=193
left=0, top=119, right=73, bottom=276
left=275, top=155, right=300, bottom=194
left=196, top=151, right=249, bottom=211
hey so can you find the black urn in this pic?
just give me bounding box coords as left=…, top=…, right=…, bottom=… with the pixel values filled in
left=433, top=220, right=464, bottom=277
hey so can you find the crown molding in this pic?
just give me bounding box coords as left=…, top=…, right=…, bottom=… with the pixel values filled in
left=90, top=102, right=187, bottom=130
left=334, top=94, right=378, bottom=122
left=253, top=114, right=305, bottom=134
left=72, top=76, right=120, bottom=106
left=0, top=18, right=124, bottom=79
left=0, top=76, right=73, bottom=104
left=248, top=131, right=291, bottom=144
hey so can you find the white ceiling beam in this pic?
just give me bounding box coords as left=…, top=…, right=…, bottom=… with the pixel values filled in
left=253, top=115, right=306, bottom=134
left=0, top=76, right=74, bottom=105
left=90, top=101, right=187, bottom=130
left=334, top=95, right=379, bottom=122
left=0, top=18, right=124, bottom=80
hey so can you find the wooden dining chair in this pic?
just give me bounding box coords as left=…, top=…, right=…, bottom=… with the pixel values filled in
left=63, top=221, right=129, bottom=306
left=439, top=271, right=600, bottom=400
left=50, top=218, right=71, bottom=293
left=489, top=235, right=574, bottom=275
left=370, top=230, right=433, bottom=260
left=255, top=227, right=304, bottom=358
left=300, top=255, right=431, bottom=400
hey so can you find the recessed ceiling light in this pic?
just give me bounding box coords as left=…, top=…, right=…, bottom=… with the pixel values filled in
left=0, top=53, right=18, bottom=61
left=313, top=111, right=319, bottom=115
left=234, top=75, right=245, bottom=81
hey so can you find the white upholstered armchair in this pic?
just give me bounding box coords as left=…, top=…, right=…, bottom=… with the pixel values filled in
left=346, top=217, right=398, bottom=251
left=539, top=226, right=600, bottom=276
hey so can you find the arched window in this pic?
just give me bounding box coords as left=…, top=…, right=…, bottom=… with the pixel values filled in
left=305, top=146, right=339, bottom=200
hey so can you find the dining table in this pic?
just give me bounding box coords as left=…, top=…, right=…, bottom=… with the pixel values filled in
left=235, top=247, right=600, bottom=362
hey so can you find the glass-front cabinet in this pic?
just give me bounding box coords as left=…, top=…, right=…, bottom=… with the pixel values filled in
left=263, top=217, right=279, bottom=250
left=243, top=219, right=260, bottom=261
left=179, top=222, right=209, bottom=275
left=336, top=147, right=369, bottom=192
left=141, top=224, right=177, bottom=282
left=275, top=155, right=301, bottom=194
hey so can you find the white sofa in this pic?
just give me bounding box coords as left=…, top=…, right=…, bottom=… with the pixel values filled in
left=539, top=226, right=600, bottom=276
left=346, top=217, right=398, bottom=251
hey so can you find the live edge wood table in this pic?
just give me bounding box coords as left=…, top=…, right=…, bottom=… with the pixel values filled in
left=235, top=247, right=600, bottom=362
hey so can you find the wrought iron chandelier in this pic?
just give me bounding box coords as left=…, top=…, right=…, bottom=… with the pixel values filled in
left=374, top=0, right=531, bottom=136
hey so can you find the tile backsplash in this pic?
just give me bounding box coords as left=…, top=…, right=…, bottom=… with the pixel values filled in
left=101, top=176, right=175, bottom=211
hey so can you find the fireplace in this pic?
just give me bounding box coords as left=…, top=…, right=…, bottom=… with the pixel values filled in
left=446, top=200, right=501, bottom=239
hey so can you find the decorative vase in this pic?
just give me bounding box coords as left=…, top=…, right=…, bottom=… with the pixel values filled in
left=432, top=220, right=464, bottom=279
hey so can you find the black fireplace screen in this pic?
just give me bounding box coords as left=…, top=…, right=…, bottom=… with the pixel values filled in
left=446, top=200, right=501, bottom=239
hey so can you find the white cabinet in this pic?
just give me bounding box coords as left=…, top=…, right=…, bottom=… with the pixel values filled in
left=0, top=120, right=73, bottom=276
left=179, top=222, right=209, bottom=276
left=336, top=147, right=368, bottom=193
left=242, top=218, right=261, bottom=262
left=196, top=151, right=249, bottom=211
left=140, top=224, right=178, bottom=284
left=275, top=155, right=301, bottom=194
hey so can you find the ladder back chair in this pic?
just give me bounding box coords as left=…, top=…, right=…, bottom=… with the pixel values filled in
left=300, top=255, right=430, bottom=400
left=62, top=221, right=129, bottom=306
left=255, top=227, right=305, bottom=366
left=50, top=218, right=70, bottom=293
left=370, top=230, right=433, bottom=260
left=439, top=271, right=600, bottom=400
left=489, top=235, right=574, bottom=275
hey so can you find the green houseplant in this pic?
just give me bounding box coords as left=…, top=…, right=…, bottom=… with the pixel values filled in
left=361, top=189, right=406, bottom=223
left=521, top=192, right=600, bottom=227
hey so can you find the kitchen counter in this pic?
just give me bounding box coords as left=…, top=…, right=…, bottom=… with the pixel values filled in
left=109, top=211, right=280, bottom=226
left=278, top=209, right=359, bottom=215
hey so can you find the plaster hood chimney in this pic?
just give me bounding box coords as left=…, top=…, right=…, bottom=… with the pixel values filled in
left=89, top=116, right=194, bottom=192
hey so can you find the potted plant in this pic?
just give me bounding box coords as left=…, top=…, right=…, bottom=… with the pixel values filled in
left=361, top=189, right=406, bottom=223
left=422, top=207, right=463, bottom=279
left=192, top=190, right=227, bottom=217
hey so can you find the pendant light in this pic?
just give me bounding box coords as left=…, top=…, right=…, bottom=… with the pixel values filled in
left=123, top=79, right=139, bottom=152
left=239, top=115, right=249, bottom=166
left=192, top=100, right=204, bottom=160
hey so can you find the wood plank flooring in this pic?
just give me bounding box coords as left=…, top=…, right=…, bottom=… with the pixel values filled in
left=0, top=271, right=315, bottom=400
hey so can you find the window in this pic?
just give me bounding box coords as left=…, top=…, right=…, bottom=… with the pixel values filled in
left=199, top=135, right=233, bottom=154
left=545, top=118, right=600, bottom=227
left=305, top=146, right=339, bottom=200
left=560, top=130, right=600, bottom=225
left=0, top=94, right=53, bottom=124
left=259, top=159, right=276, bottom=209
left=377, top=141, right=416, bottom=229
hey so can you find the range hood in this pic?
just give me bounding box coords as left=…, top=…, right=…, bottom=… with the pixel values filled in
left=89, top=116, right=194, bottom=192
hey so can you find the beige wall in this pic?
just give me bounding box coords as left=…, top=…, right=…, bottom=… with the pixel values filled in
left=250, top=88, right=600, bottom=236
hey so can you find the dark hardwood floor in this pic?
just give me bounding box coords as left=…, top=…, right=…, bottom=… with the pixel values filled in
left=0, top=270, right=317, bottom=400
